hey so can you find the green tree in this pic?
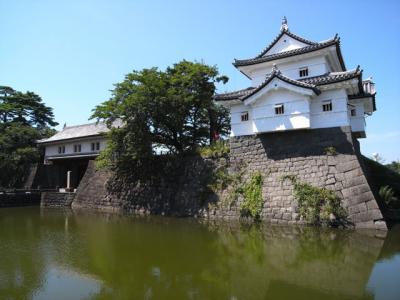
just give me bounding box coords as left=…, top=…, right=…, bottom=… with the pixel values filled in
left=91, top=60, right=229, bottom=175
left=0, top=86, right=57, bottom=188
left=386, top=160, right=400, bottom=174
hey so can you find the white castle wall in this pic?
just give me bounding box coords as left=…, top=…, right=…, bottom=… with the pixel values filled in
left=230, top=88, right=359, bottom=137
left=44, top=138, right=107, bottom=159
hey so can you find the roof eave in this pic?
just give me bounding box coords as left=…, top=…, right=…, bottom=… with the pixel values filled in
left=233, top=40, right=339, bottom=68
left=36, top=133, right=106, bottom=145
left=335, top=39, right=346, bottom=71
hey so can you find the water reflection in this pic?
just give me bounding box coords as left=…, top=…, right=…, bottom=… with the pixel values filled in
left=0, top=207, right=399, bottom=300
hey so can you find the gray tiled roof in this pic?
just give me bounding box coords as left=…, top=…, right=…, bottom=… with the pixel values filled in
left=37, top=120, right=122, bottom=144
left=213, top=87, right=255, bottom=101
left=299, top=68, right=361, bottom=85
left=233, top=37, right=342, bottom=68
left=215, top=69, right=361, bottom=102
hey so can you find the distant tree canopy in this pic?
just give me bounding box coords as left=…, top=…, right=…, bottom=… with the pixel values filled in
left=386, top=161, right=400, bottom=174
left=91, top=60, right=230, bottom=176
left=0, top=86, right=57, bottom=188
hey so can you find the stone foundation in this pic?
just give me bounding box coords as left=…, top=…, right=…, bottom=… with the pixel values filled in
left=41, top=192, right=75, bottom=208
left=70, top=126, right=387, bottom=230
left=226, top=126, right=385, bottom=229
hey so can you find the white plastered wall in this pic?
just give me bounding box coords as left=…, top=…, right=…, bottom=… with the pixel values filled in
left=44, top=137, right=107, bottom=158
left=231, top=89, right=311, bottom=136
left=310, top=89, right=350, bottom=129
left=264, top=34, right=308, bottom=56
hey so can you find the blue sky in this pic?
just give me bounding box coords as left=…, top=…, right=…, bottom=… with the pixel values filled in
left=0, top=0, right=399, bottom=161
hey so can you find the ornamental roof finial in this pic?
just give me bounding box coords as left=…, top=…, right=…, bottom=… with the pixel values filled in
left=281, top=16, right=288, bottom=31
left=272, top=63, right=278, bottom=72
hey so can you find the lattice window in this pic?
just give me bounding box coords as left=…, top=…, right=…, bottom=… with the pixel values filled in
left=299, top=67, right=309, bottom=77
left=322, top=101, right=332, bottom=112
left=275, top=104, right=284, bottom=115
left=241, top=111, right=249, bottom=122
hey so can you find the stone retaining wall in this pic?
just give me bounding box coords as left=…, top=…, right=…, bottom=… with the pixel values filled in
left=0, top=192, right=41, bottom=207
left=41, top=192, right=75, bottom=208
left=71, top=126, right=387, bottom=230
left=225, top=126, right=385, bottom=229
left=72, top=157, right=219, bottom=215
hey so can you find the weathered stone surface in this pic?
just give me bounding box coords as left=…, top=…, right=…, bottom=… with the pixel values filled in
left=226, top=127, right=386, bottom=229
left=41, top=192, right=75, bottom=208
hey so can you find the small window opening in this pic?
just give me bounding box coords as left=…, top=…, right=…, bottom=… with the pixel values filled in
left=299, top=67, right=309, bottom=78
left=275, top=104, right=284, bottom=115
left=58, top=146, right=65, bottom=154
left=322, top=101, right=332, bottom=112
left=74, top=144, right=81, bottom=153
left=96, top=142, right=100, bottom=150
left=241, top=111, right=249, bottom=122
left=351, top=109, right=356, bottom=116
left=91, top=143, right=95, bottom=151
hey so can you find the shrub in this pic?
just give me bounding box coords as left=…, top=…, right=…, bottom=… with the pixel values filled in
left=198, top=140, right=230, bottom=158
left=240, top=172, right=264, bottom=220
left=324, top=146, right=337, bottom=155
left=281, top=175, right=347, bottom=226
left=379, top=185, right=398, bottom=207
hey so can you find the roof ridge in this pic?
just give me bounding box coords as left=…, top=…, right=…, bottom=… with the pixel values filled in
left=63, top=121, right=105, bottom=130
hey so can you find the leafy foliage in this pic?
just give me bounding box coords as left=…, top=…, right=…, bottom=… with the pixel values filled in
left=362, top=156, right=400, bottom=209
left=386, top=161, right=400, bottom=174
left=0, top=86, right=57, bottom=188
left=281, top=175, right=347, bottom=226
left=240, top=172, right=264, bottom=220
left=91, top=60, right=230, bottom=178
left=379, top=185, right=399, bottom=207
left=197, top=140, right=230, bottom=158
left=324, top=146, right=337, bottom=155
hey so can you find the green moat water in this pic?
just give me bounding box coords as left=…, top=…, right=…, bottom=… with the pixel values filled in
left=0, top=207, right=399, bottom=300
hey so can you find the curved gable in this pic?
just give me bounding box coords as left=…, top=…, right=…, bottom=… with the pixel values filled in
left=265, top=33, right=310, bottom=56
left=242, top=71, right=320, bottom=106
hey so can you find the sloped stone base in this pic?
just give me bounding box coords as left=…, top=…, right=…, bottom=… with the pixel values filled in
left=228, top=126, right=386, bottom=230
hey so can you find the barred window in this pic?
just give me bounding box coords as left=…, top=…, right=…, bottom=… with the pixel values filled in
left=96, top=142, right=100, bottom=150
left=275, top=104, right=284, bottom=115
left=241, top=111, right=249, bottom=122
left=322, top=101, right=332, bottom=112
left=58, top=146, right=65, bottom=154
left=299, top=67, right=308, bottom=77
left=74, top=144, right=81, bottom=153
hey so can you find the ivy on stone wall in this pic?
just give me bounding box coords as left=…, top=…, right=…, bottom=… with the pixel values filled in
left=240, top=172, right=264, bottom=221
left=281, top=175, right=347, bottom=226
